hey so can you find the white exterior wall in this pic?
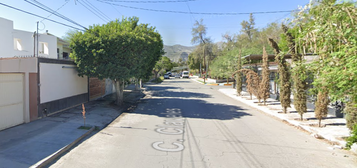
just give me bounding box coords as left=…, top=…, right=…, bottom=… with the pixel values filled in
left=37, top=34, right=57, bottom=59
left=0, top=58, right=38, bottom=123
left=39, top=63, right=87, bottom=103
left=0, top=17, right=13, bottom=57
left=0, top=17, right=57, bottom=59
left=12, top=30, right=36, bottom=57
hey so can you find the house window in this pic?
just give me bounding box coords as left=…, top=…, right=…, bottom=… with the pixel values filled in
left=57, top=48, right=59, bottom=59
left=14, top=38, right=23, bottom=51
left=39, top=42, right=49, bottom=55
left=63, top=52, right=69, bottom=59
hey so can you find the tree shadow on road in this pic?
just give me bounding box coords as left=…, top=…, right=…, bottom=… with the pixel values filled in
left=152, top=90, right=212, bottom=98
left=135, top=98, right=251, bottom=120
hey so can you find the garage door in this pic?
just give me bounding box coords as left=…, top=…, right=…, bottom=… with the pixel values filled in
left=0, top=73, right=24, bottom=130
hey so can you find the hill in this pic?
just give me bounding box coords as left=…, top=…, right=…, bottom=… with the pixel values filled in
left=163, top=45, right=195, bottom=62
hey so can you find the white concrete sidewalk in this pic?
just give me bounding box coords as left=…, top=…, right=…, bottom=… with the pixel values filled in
left=189, top=76, right=351, bottom=150
left=219, top=88, right=349, bottom=148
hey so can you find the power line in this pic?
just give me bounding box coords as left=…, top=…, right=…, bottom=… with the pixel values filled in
left=40, top=0, right=70, bottom=22
left=99, top=0, right=197, bottom=3
left=110, top=3, right=123, bottom=16
left=25, top=0, right=86, bottom=29
left=77, top=0, right=109, bottom=22
left=98, top=0, right=297, bottom=15
left=0, top=2, right=84, bottom=31
left=185, top=1, right=195, bottom=23
left=83, top=0, right=112, bottom=21
left=26, top=0, right=85, bottom=28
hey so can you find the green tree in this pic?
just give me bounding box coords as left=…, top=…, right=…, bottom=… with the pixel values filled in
left=260, top=47, right=270, bottom=105
left=293, top=0, right=357, bottom=128
left=315, top=88, right=329, bottom=127
left=153, top=56, right=173, bottom=78
left=240, top=13, right=256, bottom=42
left=210, top=48, right=240, bottom=82
left=62, top=29, right=78, bottom=43
left=269, top=38, right=291, bottom=113
left=187, top=50, right=201, bottom=71
left=191, top=19, right=209, bottom=82
left=131, top=24, right=164, bottom=89
left=282, top=24, right=307, bottom=120
left=233, top=69, right=260, bottom=100
left=70, top=17, right=163, bottom=105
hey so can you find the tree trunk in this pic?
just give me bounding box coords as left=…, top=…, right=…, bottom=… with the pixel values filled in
left=140, top=79, right=143, bottom=88
left=135, top=78, right=140, bottom=91
left=153, top=71, right=158, bottom=79
left=300, top=113, right=303, bottom=121
left=283, top=106, right=287, bottom=114
left=114, top=79, right=124, bottom=105
left=318, top=118, right=321, bottom=127
left=203, top=46, right=206, bottom=84
left=227, top=78, right=229, bottom=84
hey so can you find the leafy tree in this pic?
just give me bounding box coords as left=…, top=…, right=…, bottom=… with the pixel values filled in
left=187, top=49, right=201, bottom=71
left=153, top=56, right=173, bottom=78
left=191, top=19, right=210, bottom=82
left=70, top=17, right=163, bottom=105
left=240, top=13, right=257, bottom=42
left=269, top=38, right=291, bottom=113
left=210, top=54, right=234, bottom=82
left=282, top=24, right=307, bottom=120
left=315, top=88, right=329, bottom=127
left=62, top=29, right=79, bottom=43
left=293, top=0, right=357, bottom=128
left=131, top=24, right=164, bottom=89
left=260, top=47, right=270, bottom=105
left=233, top=69, right=260, bottom=100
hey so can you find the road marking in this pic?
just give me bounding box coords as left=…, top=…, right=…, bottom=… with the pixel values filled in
left=152, top=141, right=185, bottom=152
left=152, top=108, right=185, bottom=152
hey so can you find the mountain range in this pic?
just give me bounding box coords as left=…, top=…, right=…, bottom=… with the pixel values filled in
left=163, top=45, right=195, bottom=62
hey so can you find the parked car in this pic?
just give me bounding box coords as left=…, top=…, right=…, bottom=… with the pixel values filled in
left=164, top=74, right=170, bottom=79
left=175, top=73, right=181, bottom=78
left=167, top=72, right=172, bottom=77
left=182, top=71, right=189, bottom=78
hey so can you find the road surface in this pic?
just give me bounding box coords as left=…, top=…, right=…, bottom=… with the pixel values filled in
left=50, top=78, right=357, bottom=168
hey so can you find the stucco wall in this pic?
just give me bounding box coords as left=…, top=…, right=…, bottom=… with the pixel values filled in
left=0, top=17, right=57, bottom=59
left=39, top=63, right=88, bottom=104
left=12, top=30, right=36, bottom=57
left=0, top=17, right=13, bottom=57
left=0, top=57, right=37, bottom=123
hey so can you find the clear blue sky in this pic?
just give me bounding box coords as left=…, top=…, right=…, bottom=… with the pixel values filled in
left=0, top=0, right=310, bottom=46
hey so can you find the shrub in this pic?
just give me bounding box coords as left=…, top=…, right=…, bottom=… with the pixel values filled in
left=346, top=124, right=357, bottom=149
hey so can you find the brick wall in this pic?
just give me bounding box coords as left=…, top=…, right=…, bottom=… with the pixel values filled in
left=89, top=77, right=106, bottom=100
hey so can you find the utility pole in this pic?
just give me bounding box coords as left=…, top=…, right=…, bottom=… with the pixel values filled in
left=36, top=21, right=39, bottom=57
left=203, top=44, right=206, bottom=84
left=33, top=31, right=36, bottom=57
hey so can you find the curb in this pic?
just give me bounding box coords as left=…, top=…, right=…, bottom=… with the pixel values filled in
left=30, top=126, right=95, bottom=168
left=218, top=89, right=349, bottom=149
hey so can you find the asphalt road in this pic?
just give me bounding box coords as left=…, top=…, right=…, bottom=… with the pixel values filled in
left=50, top=78, right=357, bottom=168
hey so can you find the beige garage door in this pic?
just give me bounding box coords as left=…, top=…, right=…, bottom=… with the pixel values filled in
left=0, top=73, right=24, bottom=130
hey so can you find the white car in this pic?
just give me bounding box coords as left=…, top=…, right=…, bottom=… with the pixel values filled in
left=164, top=74, right=170, bottom=79
left=182, top=71, right=189, bottom=78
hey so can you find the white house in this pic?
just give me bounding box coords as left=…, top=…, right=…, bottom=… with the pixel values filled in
left=0, top=17, right=116, bottom=131
left=0, top=17, right=89, bottom=131
left=0, top=17, right=58, bottom=59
